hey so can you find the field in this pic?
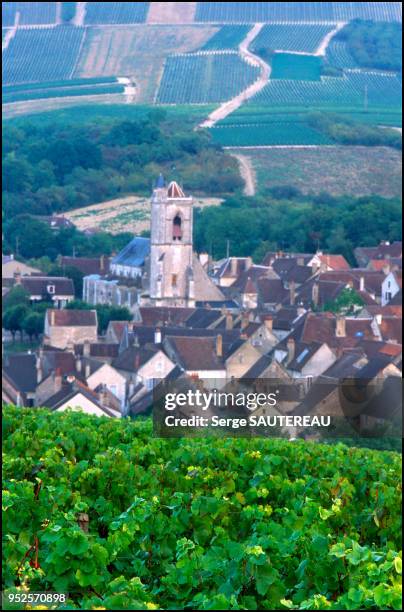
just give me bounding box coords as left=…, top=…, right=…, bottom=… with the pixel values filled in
left=64, top=194, right=223, bottom=235
left=3, top=406, right=402, bottom=610
left=210, top=121, right=332, bottom=146
left=201, top=25, right=251, bottom=50
left=243, top=146, right=403, bottom=197
left=251, top=24, right=334, bottom=54
left=156, top=53, right=260, bottom=104
left=251, top=71, right=402, bottom=111
left=271, top=53, right=322, bottom=81
left=195, top=2, right=403, bottom=23
left=325, top=41, right=358, bottom=69
left=75, top=25, right=217, bottom=103
left=2, top=83, right=125, bottom=104
left=2, top=26, right=85, bottom=84
left=2, top=1, right=57, bottom=26
left=84, top=2, right=150, bottom=24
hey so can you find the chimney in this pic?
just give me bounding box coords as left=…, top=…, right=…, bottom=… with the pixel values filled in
left=297, top=256, right=305, bottom=266
left=66, top=339, right=74, bottom=354
left=245, top=257, right=253, bottom=271
left=76, top=356, right=82, bottom=373
left=199, top=252, right=209, bottom=269
left=100, top=255, right=105, bottom=272
left=359, top=276, right=365, bottom=292
left=54, top=368, right=62, bottom=392
left=241, top=311, right=250, bottom=330
left=134, top=353, right=140, bottom=371
left=264, top=315, right=273, bottom=331
left=287, top=338, right=295, bottom=365
left=50, top=310, right=56, bottom=326
left=85, top=363, right=91, bottom=379
left=289, top=280, right=296, bottom=306
left=216, top=334, right=223, bottom=358
left=14, top=269, right=22, bottom=285
left=230, top=258, right=238, bottom=276
left=335, top=316, right=346, bottom=338
left=312, top=282, right=319, bottom=307
left=83, top=339, right=91, bottom=357
left=225, top=312, right=233, bottom=330
left=375, top=313, right=383, bottom=326
left=154, top=327, right=162, bottom=344
left=36, top=353, right=43, bottom=384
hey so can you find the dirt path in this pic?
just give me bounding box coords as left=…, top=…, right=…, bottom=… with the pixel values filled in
left=224, top=145, right=335, bottom=150
left=55, top=2, right=62, bottom=25
left=147, top=2, right=197, bottom=24
left=230, top=153, right=256, bottom=196
left=315, top=21, right=346, bottom=56
left=199, top=23, right=271, bottom=128
left=73, top=2, right=87, bottom=26
left=2, top=11, right=19, bottom=51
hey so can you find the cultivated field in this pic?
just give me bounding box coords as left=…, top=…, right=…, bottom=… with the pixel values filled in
left=2, top=1, right=56, bottom=26
left=195, top=2, right=402, bottom=23
left=84, top=2, right=150, bottom=25
left=75, top=25, right=217, bottom=102
left=157, top=52, right=260, bottom=104
left=64, top=195, right=223, bottom=235
left=251, top=24, right=335, bottom=54
left=242, top=145, right=402, bottom=197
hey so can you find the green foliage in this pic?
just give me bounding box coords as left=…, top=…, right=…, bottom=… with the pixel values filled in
left=2, top=110, right=242, bottom=221
left=336, top=20, right=402, bottom=72
left=271, top=53, right=322, bottom=81
left=21, top=312, right=44, bottom=341
left=2, top=406, right=402, bottom=610
left=323, top=288, right=365, bottom=315
left=2, top=305, right=30, bottom=341
left=194, top=193, right=402, bottom=263
left=2, top=286, right=31, bottom=311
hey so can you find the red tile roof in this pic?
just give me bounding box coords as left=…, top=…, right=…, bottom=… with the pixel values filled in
left=47, top=309, right=97, bottom=327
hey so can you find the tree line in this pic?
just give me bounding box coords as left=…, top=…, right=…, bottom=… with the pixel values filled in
left=336, top=20, right=402, bottom=72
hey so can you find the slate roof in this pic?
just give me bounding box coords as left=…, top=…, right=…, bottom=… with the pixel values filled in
left=111, top=237, right=150, bottom=268
left=287, top=342, right=325, bottom=372
left=165, top=336, right=225, bottom=371
left=2, top=353, right=37, bottom=393
left=46, top=381, right=117, bottom=417
left=138, top=307, right=195, bottom=327
left=21, top=276, right=74, bottom=297
left=112, top=346, right=158, bottom=373
left=257, top=278, right=288, bottom=304
left=60, top=256, right=110, bottom=276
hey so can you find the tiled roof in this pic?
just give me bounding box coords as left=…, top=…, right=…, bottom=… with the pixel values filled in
left=317, top=254, right=350, bottom=270
left=60, top=256, right=110, bottom=276
left=138, top=307, right=196, bottom=327
left=21, top=276, right=74, bottom=296
left=2, top=353, right=37, bottom=393
left=46, top=309, right=97, bottom=327
left=257, top=278, right=288, bottom=304
left=112, top=346, right=158, bottom=372
left=166, top=336, right=224, bottom=371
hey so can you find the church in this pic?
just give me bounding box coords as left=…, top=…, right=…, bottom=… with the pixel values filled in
left=83, top=177, right=224, bottom=309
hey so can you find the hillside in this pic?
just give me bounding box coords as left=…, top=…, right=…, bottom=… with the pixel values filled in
left=3, top=405, right=402, bottom=610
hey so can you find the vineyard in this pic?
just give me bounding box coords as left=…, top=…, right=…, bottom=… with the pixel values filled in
left=2, top=26, right=85, bottom=85
left=325, top=41, right=358, bottom=70
left=271, top=53, right=322, bottom=81
left=84, top=2, right=150, bottom=25
left=210, top=121, right=332, bottom=146
left=2, top=405, right=402, bottom=610
left=2, top=2, right=56, bottom=26
left=195, top=2, right=403, bottom=23
left=250, top=71, right=402, bottom=111
left=156, top=53, right=260, bottom=104
left=251, top=24, right=334, bottom=54
left=3, top=79, right=125, bottom=104
left=201, top=25, right=251, bottom=51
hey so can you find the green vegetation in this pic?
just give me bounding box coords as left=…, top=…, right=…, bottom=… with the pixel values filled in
left=252, top=24, right=334, bottom=55
left=157, top=53, right=260, bottom=104
left=3, top=77, right=119, bottom=94
left=2, top=287, right=49, bottom=343
left=210, top=122, right=332, bottom=146
left=194, top=193, right=402, bottom=263
left=2, top=108, right=242, bottom=221
left=61, top=2, right=76, bottom=23
left=201, top=25, right=251, bottom=50
left=3, top=84, right=125, bottom=104
left=271, top=53, right=322, bottom=81
left=323, top=288, right=365, bottom=314
left=3, top=406, right=402, bottom=609
left=336, top=20, right=402, bottom=72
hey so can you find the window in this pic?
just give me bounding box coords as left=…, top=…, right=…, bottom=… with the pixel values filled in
left=172, top=215, right=182, bottom=241
left=47, top=285, right=55, bottom=294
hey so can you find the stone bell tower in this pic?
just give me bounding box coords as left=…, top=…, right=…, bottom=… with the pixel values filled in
left=149, top=176, right=195, bottom=307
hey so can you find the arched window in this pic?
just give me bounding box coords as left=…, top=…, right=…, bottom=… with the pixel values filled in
left=172, top=215, right=182, bottom=241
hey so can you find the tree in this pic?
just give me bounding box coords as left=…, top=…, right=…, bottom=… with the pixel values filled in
left=2, top=305, right=30, bottom=341
left=95, top=305, right=132, bottom=335
left=48, top=265, right=85, bottom=298
left=22, top=312, right=44, bottom=342
left=4, top=215, right=55, bottom=259
left=323, top=288, right=365, bottom=315
left=3, top=286, right=30, bottom=311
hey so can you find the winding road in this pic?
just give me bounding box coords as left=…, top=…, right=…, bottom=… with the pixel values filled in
left=199, top=23, right=271, bottom=128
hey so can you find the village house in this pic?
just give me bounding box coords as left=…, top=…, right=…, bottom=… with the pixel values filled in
left=2, top=255, right=41, bottom=279
left=14, top=273, right=75, bottom=308
left=44, top=309, right=98, bottom=349
left=382, top=270, right=402, bottom=306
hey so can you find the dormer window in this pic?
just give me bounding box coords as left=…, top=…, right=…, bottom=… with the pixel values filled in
left=47, top=285, right=55, bottom=294
left=173, top=215, right=182, bottom=241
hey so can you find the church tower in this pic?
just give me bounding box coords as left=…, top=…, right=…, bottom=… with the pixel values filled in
left=150, top=176, right=195, bottom=307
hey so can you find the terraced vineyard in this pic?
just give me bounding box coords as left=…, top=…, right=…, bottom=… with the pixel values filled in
left=325, top=41, right=358, bottom=69
left=3, top=78, right=125, bottom=104
left=84, top=1, right=150, bottom=25
left=195, top=2, right=402, bottom=23
left=271, top=53, right=322, bottom=81
left=201, top=25, right=251, bottom=50
left=2, top=1, right=56, bottom=26
left=156, top=53, right=260, bottom=104
left=251, top=24, right=334, bottom=54
left=2, top=26, right=85, bottom=84
left=210, top=121, right=332, bottom=146
left=250, top=71, right=402, bottom=111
